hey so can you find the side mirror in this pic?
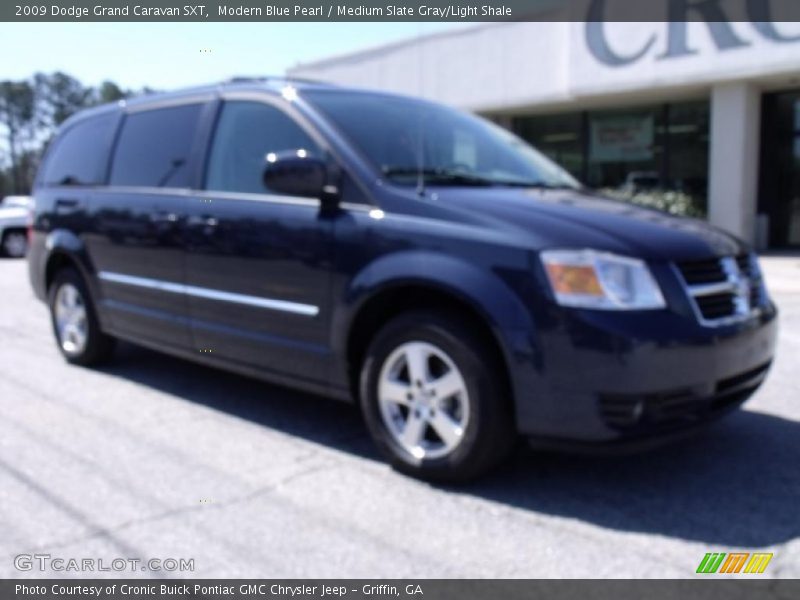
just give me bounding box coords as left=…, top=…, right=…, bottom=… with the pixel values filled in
left=263, top=150, right=335, bottom=201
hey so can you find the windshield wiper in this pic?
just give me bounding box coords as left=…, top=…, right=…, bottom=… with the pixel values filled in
left=509, top=181, right=577, bottom=190
left=382, top=167, right=497, bottom=187
left=382, top=167, right=577, bottom=190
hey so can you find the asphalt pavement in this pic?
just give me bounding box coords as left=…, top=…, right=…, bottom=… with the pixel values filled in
left=1, top=256, right=798, bottom=578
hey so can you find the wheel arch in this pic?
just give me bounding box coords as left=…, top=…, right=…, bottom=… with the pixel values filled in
left=348, top=283, right=512, bottom=397
left=39, top=230, right=104, bottom=319
left=42, top=230, right=90, bottom=290
left=335, top=251, right=537, bottom=408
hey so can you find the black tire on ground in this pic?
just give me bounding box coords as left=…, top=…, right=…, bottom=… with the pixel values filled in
left=359, top=310, right=516, bottom=482
left=1, top=229, right=28, bottom=258
left=48, top=267, right=116, bottom=366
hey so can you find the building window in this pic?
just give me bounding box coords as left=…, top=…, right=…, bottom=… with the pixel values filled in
left=512, top=100, right=710, bottom=213
left=665, top=101, right=710, bottom=200
left=586, top=106, right=665, bottom=191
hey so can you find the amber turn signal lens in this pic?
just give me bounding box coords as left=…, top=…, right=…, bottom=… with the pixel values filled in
left=544, top=263, right=604, bottom=296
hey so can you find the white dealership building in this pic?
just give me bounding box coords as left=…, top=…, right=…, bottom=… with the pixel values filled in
left=290, top=17, right=800, bottom=249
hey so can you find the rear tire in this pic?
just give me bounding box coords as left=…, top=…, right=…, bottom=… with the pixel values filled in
left=2, top=230, right=28, bottom=258
left=48, top=267, right=115, bottom=366
left=359, top=310, right=515, bottom=482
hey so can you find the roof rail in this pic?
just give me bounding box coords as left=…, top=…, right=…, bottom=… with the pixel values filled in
left=222, top=75, right=333, bottom=86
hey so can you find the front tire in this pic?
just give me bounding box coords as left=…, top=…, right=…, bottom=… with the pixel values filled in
left=360, top=311, right=515, bottom=482
left=48, top=267, right=115, bottom=365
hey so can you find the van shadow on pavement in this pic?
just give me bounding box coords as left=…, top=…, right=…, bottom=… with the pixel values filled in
left=100, top=342, right=799, bottom=549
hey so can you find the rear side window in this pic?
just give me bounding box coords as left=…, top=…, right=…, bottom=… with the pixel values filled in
left=42, top=113, right=119, bottom=186
left=206, top=101, right=320, bottom=194
left=110, top=104, right=202, bottom=188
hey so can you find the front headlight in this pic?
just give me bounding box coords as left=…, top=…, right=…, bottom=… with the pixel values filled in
left=541, top=249, right=666, bottom=310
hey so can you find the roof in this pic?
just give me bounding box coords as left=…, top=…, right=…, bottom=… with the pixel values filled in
left=59, top=76, right=336, bottom=128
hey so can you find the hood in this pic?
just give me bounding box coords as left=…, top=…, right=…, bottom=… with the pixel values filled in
left=428, top=187, right=745, bottom=261
left=0, top=205, right=28, bottom=222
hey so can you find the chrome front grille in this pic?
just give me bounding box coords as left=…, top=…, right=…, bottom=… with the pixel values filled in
left=676, top=253, right=765, bottom=325
left=736, top=253, right=768, bottom=308
left=677, top=257, right=727, bottom=285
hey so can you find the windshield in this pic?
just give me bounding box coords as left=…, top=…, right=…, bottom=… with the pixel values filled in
left=304, top=90, right=580, bottom=189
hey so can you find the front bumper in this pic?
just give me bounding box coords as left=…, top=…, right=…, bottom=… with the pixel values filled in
left=512, top=301, right=778, bottom=444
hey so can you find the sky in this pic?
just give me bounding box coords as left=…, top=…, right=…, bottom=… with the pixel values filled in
left=0, top=22, right=473, bottom=90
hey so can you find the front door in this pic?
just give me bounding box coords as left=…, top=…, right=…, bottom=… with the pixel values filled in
left=184, top=98, right=334, bottom=384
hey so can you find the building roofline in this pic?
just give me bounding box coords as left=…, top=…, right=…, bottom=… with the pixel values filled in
left=288, top=15, right=559, bottom=74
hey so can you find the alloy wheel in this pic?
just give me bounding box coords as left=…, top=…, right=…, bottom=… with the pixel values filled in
left=54, top=283, right=88, bottom=355
left=377, top=341, right=470, bottom=460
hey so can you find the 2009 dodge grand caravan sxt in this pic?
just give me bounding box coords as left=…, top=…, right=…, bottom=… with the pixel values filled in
left=29, top=78, right=778, bottom=481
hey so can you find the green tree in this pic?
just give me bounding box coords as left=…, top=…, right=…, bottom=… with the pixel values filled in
left=15, top=148, right=42, bottom=194
left=0, top=72, right=148, bottom=194
left=34, top=71, right=93, bottom=127
left=0, top=81, right=36, bottom=194
left=96, top=80, right=127, bottom=104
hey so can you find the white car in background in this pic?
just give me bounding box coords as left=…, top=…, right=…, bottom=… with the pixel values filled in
left=0, top=196, right=31, bottom=258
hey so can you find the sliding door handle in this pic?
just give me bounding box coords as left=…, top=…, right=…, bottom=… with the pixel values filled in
left=54, top=198, right=81, bottom=213
left=150, top=211, right=179, bottom=225
left=186, top=215, right=218, bottom=229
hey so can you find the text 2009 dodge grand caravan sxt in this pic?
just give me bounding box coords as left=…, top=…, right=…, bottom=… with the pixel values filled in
left=28, top=78, right=778, bottom=481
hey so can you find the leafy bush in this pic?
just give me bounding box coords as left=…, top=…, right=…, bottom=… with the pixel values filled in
left=600, top=188, right=707, bottom=219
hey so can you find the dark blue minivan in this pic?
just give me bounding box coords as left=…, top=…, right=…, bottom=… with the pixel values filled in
left=28, top=78, right=778, bottom=480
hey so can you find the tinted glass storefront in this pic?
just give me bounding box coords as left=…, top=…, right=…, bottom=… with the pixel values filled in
left=759, top=89, right=800, bottom=248
left=513, top=100, right=710, bottom=210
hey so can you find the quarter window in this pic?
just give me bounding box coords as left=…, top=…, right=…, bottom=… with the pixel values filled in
left=206, top=101, right=320, bottom=194
left=110, top=104, right=202, bottom=188
left=42, top=112, right=119, bottom=186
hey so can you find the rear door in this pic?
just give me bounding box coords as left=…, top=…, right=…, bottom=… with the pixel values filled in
left=88, top=100, right=211, bottom=351
left=184, top=96, right=335, bottom=383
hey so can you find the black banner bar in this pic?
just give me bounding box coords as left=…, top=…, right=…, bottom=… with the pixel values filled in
left=5, top=0, right=800, bottom=23
left=3, top=580, right=800, bottom=600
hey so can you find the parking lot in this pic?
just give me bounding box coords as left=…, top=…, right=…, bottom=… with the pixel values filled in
left=0, top=256, right=798, bottom=579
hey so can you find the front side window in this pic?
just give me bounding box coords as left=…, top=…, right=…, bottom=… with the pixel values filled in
left=305, top=90, right=579, bottom=189
left=110, top=104, right=202, bottom=188
left=206, top=101, right=320, bottom=194
left=42, top=112, right=119, bottom=186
